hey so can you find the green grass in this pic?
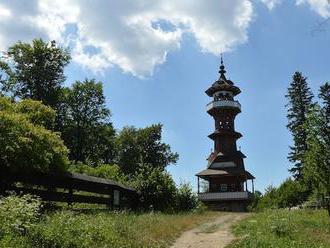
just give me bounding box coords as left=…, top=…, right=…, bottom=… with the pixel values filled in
left=228, top=209, right=330, bottom=248
left=1, top=210, right=221, bottom=248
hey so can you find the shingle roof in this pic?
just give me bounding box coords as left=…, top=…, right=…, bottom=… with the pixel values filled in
left=196, top=168, right=255, bottom=179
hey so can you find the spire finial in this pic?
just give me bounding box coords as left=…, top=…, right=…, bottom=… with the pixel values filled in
left=219, top=53, right=226, bottom=78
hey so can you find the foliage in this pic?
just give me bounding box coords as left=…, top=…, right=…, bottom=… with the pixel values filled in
left=276, top=178, right=308, bottom=208
left=60, top=79, right=114, bottom=164
left=247, top=190, right=262, bottom=211
left=15, top=99, right=56, bottom=128
left=115, top=124, right=179, bottom=176
left=229, top=209, right=330, bottom=248
left=255, top=185, right=279, bottom=210
left=0, top=203, right=218, bottom=248
left=0, top=39, right=70, bottom=109
left=255, top=179, right=308, bottom=211
left=69, top=162, right=127, bottom=183
left=286, top=72, right=314, bottom=179
left=319, top=82, right=330, bottom=123
left=0, top=97, right=69, bottom=173
left=132, top=164, right=177, bottom=211
left=176, top=182, right=198, bottom=211
left=303, top=104, right=330, bottom=215
left=0, top=194, right=42, bottom=236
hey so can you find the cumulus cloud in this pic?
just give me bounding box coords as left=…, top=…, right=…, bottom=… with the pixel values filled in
left=296, top=0, right=330, bottom=18
left=261, top=0, right=330, bottom=18
left=0, top=0, right=254, bottom=77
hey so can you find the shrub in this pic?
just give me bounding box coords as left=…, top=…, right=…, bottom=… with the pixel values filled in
left=69, top=162, right=128, bottom=183
left=0, top=194, right=42, bottom=236
left=176, top=182, right=198, bottom=211
left=132, top=164, right=177, bottom=211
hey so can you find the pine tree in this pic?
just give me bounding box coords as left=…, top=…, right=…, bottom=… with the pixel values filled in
left=286, top=72, right=314, bottom=179
left=319, top=82, right=330, bottom=124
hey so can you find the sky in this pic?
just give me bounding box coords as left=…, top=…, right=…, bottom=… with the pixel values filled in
left=1, top=0, right=330, bottom=192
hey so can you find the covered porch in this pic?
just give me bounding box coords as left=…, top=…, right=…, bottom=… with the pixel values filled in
left=196, top=168, right=255, bottom=201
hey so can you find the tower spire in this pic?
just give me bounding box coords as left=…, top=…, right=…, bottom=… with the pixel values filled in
left=219, top=53, right=226, bottom=79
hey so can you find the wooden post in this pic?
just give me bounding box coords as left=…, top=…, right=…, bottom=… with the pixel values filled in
left=252, top=179, right=255, bottom=193
left=245, top=180, right=248, bottom=192
left=110, top=189, right=114, bottom=210
left=68, top=187, right=73, bottom=206
left=197, top=177, right=200, bottom=194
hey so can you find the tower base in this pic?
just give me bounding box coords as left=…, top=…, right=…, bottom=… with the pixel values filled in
left=203, top=201, right=249, bottom=212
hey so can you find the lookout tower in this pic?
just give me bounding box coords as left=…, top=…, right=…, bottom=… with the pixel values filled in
left=196, top=57, right=255, bottom=212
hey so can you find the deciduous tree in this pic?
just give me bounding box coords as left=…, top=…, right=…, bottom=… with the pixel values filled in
left=0, top=39, right=70, bottom=109
left=115, top=124, right=179, bottom=175
left=61, top=79, right=114, bottom=164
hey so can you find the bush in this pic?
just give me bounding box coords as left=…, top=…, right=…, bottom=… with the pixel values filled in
left=69, top=162, right=128, bottom=183
left=0, top=194, right=42, bottom=236
left=132, top=164, right=177, bottom=211
left=255, top=179, right=309, bottom=211
left=176, top=182, right=198, bottom=211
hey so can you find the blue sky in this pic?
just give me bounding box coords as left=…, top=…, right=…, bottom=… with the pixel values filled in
left=1, top=0, right=330, bottom=192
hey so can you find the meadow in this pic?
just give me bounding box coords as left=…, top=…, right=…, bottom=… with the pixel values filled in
left=229, top=209, right=330, bottom=248
left=0, top=195, right=220, bottom=248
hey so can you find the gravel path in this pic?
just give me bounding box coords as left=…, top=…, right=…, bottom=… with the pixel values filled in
left=171, top=213, right=249, bottom=248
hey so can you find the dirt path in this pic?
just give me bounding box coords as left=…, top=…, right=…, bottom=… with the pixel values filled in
left=171, top=213, right=249, bottom=248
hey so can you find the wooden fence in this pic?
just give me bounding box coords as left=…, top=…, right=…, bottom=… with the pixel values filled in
left=0, top=168, right=139, bottom=210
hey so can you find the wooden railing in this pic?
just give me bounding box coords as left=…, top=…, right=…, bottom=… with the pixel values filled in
left=0, top=168, right=139, bottom=210
left=198, top=191, right=252, bottom=201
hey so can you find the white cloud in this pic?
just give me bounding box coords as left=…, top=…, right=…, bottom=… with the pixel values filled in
left=260, top=0, right=282, bottom=10
left=261, top=0, right=330, bottom=18
left=296, top=0, right=330, bottom=18
left=0, top=0, right=253, bottom=77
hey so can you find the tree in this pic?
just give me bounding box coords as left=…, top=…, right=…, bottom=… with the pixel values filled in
left=0, top=39, right=70, bottom=109
left=286, top=72, right=314, bottom=179
left=276, top=178, right=307, bottom=208
left=61, top=79, right=113, bottom=164
left=176, top=182, right=198, bottom=211
left=0, top=97, right=69, bottom=174
left=256, top=185, right=279, bottom=210
left=115, top=124, right=179, bottom=175
left=132, top=164, right=177, bottom=211
left=304, top=104, right=330, bottom=216
left=319, top=82, right=330, bottom=144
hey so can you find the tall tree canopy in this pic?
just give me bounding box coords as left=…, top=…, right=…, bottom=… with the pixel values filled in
left=304, top=104, right=330, bottom=215
left=115, top=124, right=179, bottom=175
left=0, top=39, right=70, bottom=108
left=61, top=79, right=114, bottom=164
left=286, top=72, right=314, bottom=179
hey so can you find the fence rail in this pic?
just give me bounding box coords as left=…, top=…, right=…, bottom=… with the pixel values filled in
left=0, top=168, right=139, bottom=210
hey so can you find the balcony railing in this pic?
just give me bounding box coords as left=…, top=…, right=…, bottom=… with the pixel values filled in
left=198, top=191, right=251, bottom=201
left=206, top=100, right=241, bottom=112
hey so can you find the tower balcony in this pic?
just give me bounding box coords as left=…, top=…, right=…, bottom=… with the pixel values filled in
left=206, top=100, right=241, bottom=113
left=198, top=191, right=252, bottom=201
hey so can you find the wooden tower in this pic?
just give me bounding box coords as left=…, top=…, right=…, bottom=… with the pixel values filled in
left=196, top=58, right=255, bottom=212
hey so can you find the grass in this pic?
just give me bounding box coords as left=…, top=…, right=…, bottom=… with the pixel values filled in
left=1, top=210, right=221, bottom=248
left=228, top=209, right=330, bottom=248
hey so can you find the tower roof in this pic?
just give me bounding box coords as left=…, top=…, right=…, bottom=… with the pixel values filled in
left=205, top=57, right=241, bottom=97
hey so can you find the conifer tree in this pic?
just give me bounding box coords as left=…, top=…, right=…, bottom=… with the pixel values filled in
left=319, top=82, right=330, bottom=125
left=286, top=72, right=314, bottom=179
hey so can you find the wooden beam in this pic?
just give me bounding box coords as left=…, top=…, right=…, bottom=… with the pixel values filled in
left=197, top=177, right=200, bottom=194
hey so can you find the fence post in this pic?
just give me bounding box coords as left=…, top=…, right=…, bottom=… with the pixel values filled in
left=109, top=189, right=114, bottom=210
left=68, top=187, right=73, bottom=206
